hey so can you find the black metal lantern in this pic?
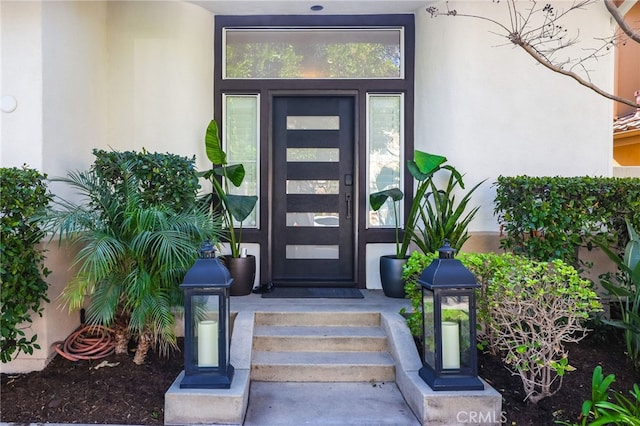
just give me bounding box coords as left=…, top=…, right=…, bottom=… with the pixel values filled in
left=417, top=242, right=484, bottom=391
left=180, top=240, right=234, bottom=389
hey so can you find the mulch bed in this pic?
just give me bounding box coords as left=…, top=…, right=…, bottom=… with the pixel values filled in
left=1, top=334, right=639, bottom=425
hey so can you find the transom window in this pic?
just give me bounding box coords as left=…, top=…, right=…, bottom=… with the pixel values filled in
left=224, top=28, right=404, bottom=79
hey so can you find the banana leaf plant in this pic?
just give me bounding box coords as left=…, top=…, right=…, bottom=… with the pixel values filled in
left=595, top=219, right=640, bottom=368
left=369, top=150, right=475, bottom=258
left=201, top=119, right=258, bottom=258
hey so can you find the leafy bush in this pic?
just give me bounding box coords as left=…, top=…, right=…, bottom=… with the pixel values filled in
left=0, top=166, right=52, bottom=362
left=403, top=250, right=601, bottom=403
left=91, top=148, right=200, bottom=211
left=489, top=257, right=601, bottom=403
left=495, top=176, right=640, bottom=264
left=402, top=250, right=511, bottom=346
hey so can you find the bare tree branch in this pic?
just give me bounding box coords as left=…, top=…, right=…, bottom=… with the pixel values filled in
left=427, top=0, right=640, bottom=109
left=604, top=0, right=640, bottom=44
left=516, top=38, right=639, bottom=107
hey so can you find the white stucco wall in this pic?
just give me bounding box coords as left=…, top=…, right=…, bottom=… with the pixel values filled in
left=41, top=1, right=109, bottom=195
left=1, top=1, right=45, bottom=170
left=415, top=1, right=615, bottom=232
left=105, top=1, right=214, bottom=171
left=1, top=0, right=214, bottom=197
left=0, top=0, right=215, bottom=372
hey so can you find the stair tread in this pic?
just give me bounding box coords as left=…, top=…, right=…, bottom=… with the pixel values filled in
left=255, top=312, right=380, bottom=327
left=254, top=325, right=386, bottom=338
left=252, top=350, right=395, bottom=365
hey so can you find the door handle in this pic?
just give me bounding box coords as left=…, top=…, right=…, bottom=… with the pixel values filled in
left=345, top=193, right=352, bottom=220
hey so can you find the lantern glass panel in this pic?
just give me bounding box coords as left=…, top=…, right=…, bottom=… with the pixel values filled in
left=441, top=294, right=471, bottom=370
left=191, top=294, right=220, bottom=368
left=422, top=288, right=436, bottom=368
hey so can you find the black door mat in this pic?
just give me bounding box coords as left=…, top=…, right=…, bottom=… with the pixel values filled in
left=261, top=287, right=364, bottom=299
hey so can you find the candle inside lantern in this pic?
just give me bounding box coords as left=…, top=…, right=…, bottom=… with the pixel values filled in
left=197, top=320, right=219, bottom=367
left=441, top=321, right=460, bottom=369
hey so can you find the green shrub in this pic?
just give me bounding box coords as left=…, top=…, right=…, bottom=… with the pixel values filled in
left=402, top=250, right=601, bottom=403
left=489, top=257, right=601, bottom=403
left=494, top=176, right=640, bottom=264
left=402, top=250, right=511, bottom=345
left=0, top=166, right=52, bottom=362
left=91, top=148, right=200, bottom=211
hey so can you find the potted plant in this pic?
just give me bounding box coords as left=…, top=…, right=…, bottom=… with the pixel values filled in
left=202, top=119, right=258, bottom=296
left=370, top=150, right=481, bottom=297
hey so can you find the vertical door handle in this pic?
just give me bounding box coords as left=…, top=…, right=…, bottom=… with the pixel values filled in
left=345, top=193, right=352, bottom=220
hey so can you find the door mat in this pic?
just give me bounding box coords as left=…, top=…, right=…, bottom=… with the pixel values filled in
left=261, top=287, right=364, bottom=299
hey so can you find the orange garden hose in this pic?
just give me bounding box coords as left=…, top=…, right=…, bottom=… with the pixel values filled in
left=52, top=325, right=115, bottom=361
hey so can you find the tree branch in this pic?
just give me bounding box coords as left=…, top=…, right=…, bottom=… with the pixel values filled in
left=515, top=39, right=640, bottom=108
left=604, top=0, right=640, bottom=44
left=427, top=1, right=640, bottom=109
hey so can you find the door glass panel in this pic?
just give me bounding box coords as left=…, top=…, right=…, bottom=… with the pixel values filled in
left=287, top=148, right=339, bottom=162
left=286, top=245, right=340, bottom=259
left=224, top=94, right=259, bottom=228
left=287, top=213, right=339, bottom=227
left=286, top=180, right=339, bottom=194
left=224, top=28, right=403, bottom=79
left=367, top=94, right=403, bottom=228
left=287, top=116, right=340, bottom=130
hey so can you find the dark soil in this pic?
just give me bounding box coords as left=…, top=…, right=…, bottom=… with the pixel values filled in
left=1, top=332, right=639, bottom=425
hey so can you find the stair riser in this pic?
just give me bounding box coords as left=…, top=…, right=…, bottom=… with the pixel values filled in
left=253, top=336, right=388, bottom=352
left=255, top=312, right=380, bottom=327
left=251, top=365, right=395, bottom=382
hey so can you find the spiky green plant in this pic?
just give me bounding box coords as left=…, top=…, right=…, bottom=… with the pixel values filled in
left=43, top=164, right=222, bottom=364
left=412, top=170, right=484, bottom=254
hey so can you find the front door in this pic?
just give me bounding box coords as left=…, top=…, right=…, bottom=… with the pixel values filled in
left=271, top=96, right=355, bottom=287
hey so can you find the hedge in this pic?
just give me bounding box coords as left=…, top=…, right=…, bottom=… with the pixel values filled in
left=494, top=176, right=640, bottom=263
left=91, top=148, right=200, bottom=211
left=0, top=166, right=52, bottom=362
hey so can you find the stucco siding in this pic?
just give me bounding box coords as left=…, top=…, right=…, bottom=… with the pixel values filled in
left=415, top=1, right=615, bottom=232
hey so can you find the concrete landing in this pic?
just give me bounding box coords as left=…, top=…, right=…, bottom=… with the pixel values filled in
left=244, top=381, right=421, bottom=425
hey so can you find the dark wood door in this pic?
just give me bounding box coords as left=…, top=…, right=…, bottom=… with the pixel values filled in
left=272, top=96, right=355, bottom=286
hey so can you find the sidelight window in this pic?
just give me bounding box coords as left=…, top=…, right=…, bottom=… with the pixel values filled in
left=367, top=93, right=404, bottom=228
left=223, top=94, right=260, bottom=228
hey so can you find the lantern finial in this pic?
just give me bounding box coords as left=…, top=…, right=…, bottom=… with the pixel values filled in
left=200, top=239, right=215, bottom=259
left=438, top=240, right=455, bottom=259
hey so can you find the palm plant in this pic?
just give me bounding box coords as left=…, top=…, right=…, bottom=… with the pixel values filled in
left=43, top=164, right=222, bottom=364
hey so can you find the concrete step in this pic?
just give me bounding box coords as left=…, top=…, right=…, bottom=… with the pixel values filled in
left=252, top=311, right=395, bottom=383
left=251, top=350, right=396, bottom=382
left=253, top=325, right=388, bottom=352
left=254, top=311, right=381, bottom=327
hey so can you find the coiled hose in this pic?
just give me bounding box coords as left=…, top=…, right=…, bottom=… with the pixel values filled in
left=52, top=325, right=115, bottom=361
